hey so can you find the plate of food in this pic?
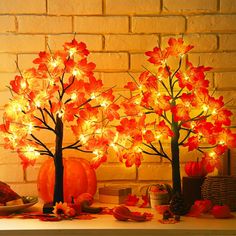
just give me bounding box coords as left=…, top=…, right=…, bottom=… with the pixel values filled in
left=0, top=181, right=38, bottom=215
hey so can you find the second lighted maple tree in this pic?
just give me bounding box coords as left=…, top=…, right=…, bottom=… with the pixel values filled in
left=113, top=38, right=236, bottom=194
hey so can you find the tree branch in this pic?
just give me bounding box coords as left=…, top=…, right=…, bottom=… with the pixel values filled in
left=43, top=107, right=56, bottom=125
left=179, top=129, right=192, bottom=145
left=171, top=58, right=182, bottom=80
left=158, top=140, right=171, bottom=161
left=142, top=65, right=172, bottom=97
left=62, top=140, right=81, bottom=150
left=30, top=134, right=54, bottom=157
left=34, top=114, right=56, bottom=134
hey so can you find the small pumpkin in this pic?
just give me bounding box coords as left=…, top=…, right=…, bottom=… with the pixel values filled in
left=37, top=157, right=97, bottom=203
left=184, top=159, right=208, bottom=177
left=212, top=204, right=233, bottom=219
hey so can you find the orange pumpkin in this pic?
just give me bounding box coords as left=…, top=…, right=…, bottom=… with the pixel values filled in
left=184, top=160, right=208, bottom=177
left=37, top=157, right=97, bottom=203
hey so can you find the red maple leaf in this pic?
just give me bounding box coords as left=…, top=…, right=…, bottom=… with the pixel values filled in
left=64, top=77, right=84, bottom=94
left=104, top=103, right=120, bottom=121
left=194, top=121, right=215, bottom=142
left=33, top=51, right=50, bottom=65
left=122, top=151, right=142, bottom=167
left=64, top=103, right=79, bottom=122
left=124, top=81, right=138, bottom=91
left=63, top=39, right=89, bottom=58
left=122, top=102, right=140, bottom=116
left=84, top=76, right=103, bottom=94
left=180, top=93, right=197, bottom=107
left=91, top=153, right=107, bottom=169
left=167, top=38, right=194, bottom=57
left=172, top=104, right=190, bottom=122
left=143, top=130, right=155, bottom=143
left=156, top=120, right=174, bottom=139
left=141, top=91, right=153, bottom=108
left=176, top=61, right=211, bottom=91
left=138, top=71, right=158, bottom=90
left=10, top=76, right=28, bottom=94
left=77, top=59, right=96, bottom=77
left=116, top=118, right=137, bottom=135
left=145, top=47, right=168, bottom=66
left=183, top=136, right=199, bottom=151
left=153, top=95, right=171, bottom=115
left=101, top=89, right=115, bottom=102
left=212, top=108, right=232, bottom=126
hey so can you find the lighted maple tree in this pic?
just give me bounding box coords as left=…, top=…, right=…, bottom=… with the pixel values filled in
left=0, top=38, right=119, bottom=203
left=112, top=38, right=236, bottom=194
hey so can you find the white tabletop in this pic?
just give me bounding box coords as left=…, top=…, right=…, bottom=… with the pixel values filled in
left=0, top=203, right=235, bottom=236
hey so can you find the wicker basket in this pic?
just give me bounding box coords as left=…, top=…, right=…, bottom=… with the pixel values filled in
left=201, top=176, right=236, bottom=211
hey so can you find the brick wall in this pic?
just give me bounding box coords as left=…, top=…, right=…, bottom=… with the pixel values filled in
left=0, top=0, right=235, bottom=197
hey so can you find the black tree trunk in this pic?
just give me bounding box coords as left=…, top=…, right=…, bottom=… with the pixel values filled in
left=171, top=117, right=181, bottom=194
left=53, top=115, right=64, bottom=204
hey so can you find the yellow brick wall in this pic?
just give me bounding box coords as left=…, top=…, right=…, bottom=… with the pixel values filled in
left=0, top=0, right=235, bottom=197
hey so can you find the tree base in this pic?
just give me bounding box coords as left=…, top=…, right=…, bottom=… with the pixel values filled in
left=43, top=202, right=54, bottom=214
left=182, top=176, right=206, bottom=207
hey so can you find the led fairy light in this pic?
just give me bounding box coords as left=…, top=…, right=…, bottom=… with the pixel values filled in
left=69, top=47, right=77, bottom=57
left=22, top=145, right=40, bottom=160
left=155, top=132, right=162, bottom=140
left=202, top=104, right=209, bottom=112
left=70, top=93, right=77, bottom=101
left=72, top=68, right=83, bottom=77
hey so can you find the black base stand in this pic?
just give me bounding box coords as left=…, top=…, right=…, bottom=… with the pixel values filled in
left=43, top=203, right=54, bottom=214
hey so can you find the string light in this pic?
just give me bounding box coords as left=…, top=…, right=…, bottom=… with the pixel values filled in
left=69, top=48, right=77, bottom=57
left=50, top=59, right=59, bottom=68
left=21, top=81, right=27, bottom=89
left=155, top=132, right=162, bottom=140
left=90, top=93, right=96, bottom=100
left=57, top=109, right=65, bottom=118
left=184, top=74, right=189, bottom=81
left=138, top=85, right=144, bottom=91
left=209, top=151, right=216, bottom=158
left=212, top=108, right=218, bottom=115
left=110, top=142, right=119, bottom=151
left=22, top=145, right=40, bottom=160
left=185, top=102, right=191, bottom=107
left=79, top=134, right=88, bottom=144
left=134, top=146, right=142, bottom=153
left=190, top=121, right=196, bottom=129
left=100, top=100, right=109, bottom=108
left=35, top=100, right=41, bottom=108
left=71, top=93, right=77, bottom=101
left=93, top=149, right=103, bottom=158
left=219, top=140, right=225, bottom=145
left=27, top=122, right=34, bottom=134
left=72, top=68, right=82, bottom=77
left=202, top=104, right=209, bottom=112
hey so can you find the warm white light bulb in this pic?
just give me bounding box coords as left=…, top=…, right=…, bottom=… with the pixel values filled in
left=71, top=93, right=77, bottom=101
left=202, top=104, right=209, bottom=112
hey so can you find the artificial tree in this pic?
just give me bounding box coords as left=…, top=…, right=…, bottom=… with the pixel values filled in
left=113, top=38, right=236, bottom=194
left=0, top=38, right=119, bottom=204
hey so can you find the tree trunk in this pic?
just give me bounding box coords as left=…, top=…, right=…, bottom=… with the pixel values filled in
left=171, top=117, right=181, bottom=194
left=53, top=115, right=64, bottom=204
